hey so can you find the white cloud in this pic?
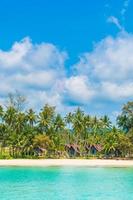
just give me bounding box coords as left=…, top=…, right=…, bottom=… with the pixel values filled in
left=0, top=37, right=31, bottom=70
left=0, top=33, right=132, bottom=113
left=121, top=0, right=130, bottom=18
left=74, top=32, right=133, bottom=100
left=0, top=37, right=67, bottom=72
left=101, top=81, right=133, bottom=100
left=0, top=37, right=68, bottom=110
left=89, top=32, right=133, bottom=81
left=64, top=76, right=95, bottom=104
left=107, top=16, right=123, bottom=31
left=28, top=90, right=62, bottom=109
left=75, top=33, right=133, bottom=81
left=0, top=37, right=94, bottom=111
left=13, top=71, right=56, bottom=88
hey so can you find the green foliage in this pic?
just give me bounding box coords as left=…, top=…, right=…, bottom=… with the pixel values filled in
left=0, top=98, right=132, bottom=159
left=117, top=101, right=133, bottom=132
left=33, top=134, right=54, bottom=150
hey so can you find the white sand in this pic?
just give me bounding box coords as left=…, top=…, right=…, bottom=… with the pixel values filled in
left=0, top=159, right=133, bottom=167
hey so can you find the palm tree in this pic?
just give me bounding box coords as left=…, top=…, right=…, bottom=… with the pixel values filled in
left=91, top=116, right=102, bottom=136
left=100, top=115, right=112, bottom=129
left=72, top=108, right=85, bottom=144
left=32, top=134, right=54, bottom=157
left=82, top=115, right=92, bottom=140
left=117, top=115, right=129, bottom=132
left=65, top=112, right=73, bottom=143
left=65, top=112, right=73, bottom=128
left=53, top=114, right=65, bottom=150
left=117, top=101, right=133, bottom=132
left=0, top=105, right=4, bottom=155
left=0, top=105, right=4, bottom=122
left=26, top=108, right=37, bottom=127
left=4, top=106, right=17, bottom=128
left=103, top=126, right=119, bottom=157
left=38, top=104, right=55, bottom=134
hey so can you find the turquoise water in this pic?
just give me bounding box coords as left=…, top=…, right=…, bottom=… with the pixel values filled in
left=0, top=167, right=133, bottom=200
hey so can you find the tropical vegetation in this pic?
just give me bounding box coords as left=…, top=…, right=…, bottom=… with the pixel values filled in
left=0, top=92, right=132, bottom=159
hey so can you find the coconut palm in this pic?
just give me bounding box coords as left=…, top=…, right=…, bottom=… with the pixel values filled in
left=117, top=101, right=133, bottom=132
left=38, top=104, right=55, bottom=134
left=100, top=115, right=112, bottom=129
left=71, top=108, right=85, bottom=144
left=26, top=108, right=37, bottom=127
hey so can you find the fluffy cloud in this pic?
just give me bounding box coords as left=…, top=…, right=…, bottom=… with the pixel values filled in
left=0, top=37, right=31, bottom=70
left=28, top=90, right=62, bottom=110
left=0, top=37, right=68, bottom=109
left=0, top=33, right=132, bottom=114
left=74, top=32, right=133, bottom=100
left=13, top=71, right=56, bottom=89
left=101, top=81, right=133, bottom=100
left=107, top=16, right=123, bottom=31
left=0, top=37, right=94, bottom=111
left=64, top=76, right=95, bottom=104
left=0, top=37, right=67, bottom=72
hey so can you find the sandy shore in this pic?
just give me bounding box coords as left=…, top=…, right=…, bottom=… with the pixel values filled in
left=0, top=159, right=133, bottom=167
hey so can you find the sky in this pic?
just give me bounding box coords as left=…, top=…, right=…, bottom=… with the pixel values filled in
left=0, top=0, right=133, bottom=120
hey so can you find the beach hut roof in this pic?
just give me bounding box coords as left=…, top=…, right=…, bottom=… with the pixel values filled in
left=90, top=144, right=103, bottom=152
left=65, top=144, right=80, bottom=152
left=85, top=144, right=103, bottom=152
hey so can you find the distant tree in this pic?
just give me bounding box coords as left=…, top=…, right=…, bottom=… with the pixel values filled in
left=71, top=108, right=85, bottom=143
left=53, top=114, right=65, bottom=150
left=100, top=115, right=112, bottom=129
left=0, top=105, right=4, bottom=122
left=103, top=126, right=132, bottom=157
left=26, top=108, right=37, bottom=127
left=7, top=91, right=26, bottom=111
left=117, top=101, right=133, bottom=132
left=0, top=96, right=132, bottom=159
left=33, top=134, right=54, bottom=157
left=38, top=104, right=55, bottom=134
left=103, top=126, right=119, bottom=157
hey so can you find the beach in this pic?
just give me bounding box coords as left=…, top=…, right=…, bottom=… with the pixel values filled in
left=0, top=159, right=133, bottom=167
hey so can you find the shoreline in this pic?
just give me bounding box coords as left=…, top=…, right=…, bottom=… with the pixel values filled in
left=0, top=159, right=133, bottom=167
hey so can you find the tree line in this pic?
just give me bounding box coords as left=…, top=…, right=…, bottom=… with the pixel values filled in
left=0, top=92, right=132, bottom=159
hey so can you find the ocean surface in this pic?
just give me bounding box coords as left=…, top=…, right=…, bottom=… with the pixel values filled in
left=0, top=167, right=133, bottom=200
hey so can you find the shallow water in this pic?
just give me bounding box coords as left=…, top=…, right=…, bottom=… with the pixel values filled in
left=0, top=167, right=133, bottom=200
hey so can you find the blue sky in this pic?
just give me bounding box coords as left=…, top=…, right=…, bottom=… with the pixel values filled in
left=0, top=0, right=133, bottom=120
